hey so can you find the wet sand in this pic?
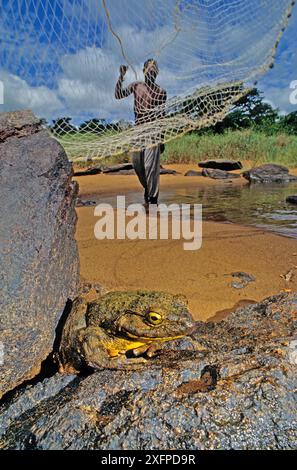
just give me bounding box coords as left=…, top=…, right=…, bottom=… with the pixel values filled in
left=74, top=164, right=297, bottom=321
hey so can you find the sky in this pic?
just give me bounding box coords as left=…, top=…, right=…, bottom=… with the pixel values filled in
left=0, top=0, right=296, bottom=124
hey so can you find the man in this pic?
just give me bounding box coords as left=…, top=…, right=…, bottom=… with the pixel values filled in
left=115, top=59, right=167, bottom=206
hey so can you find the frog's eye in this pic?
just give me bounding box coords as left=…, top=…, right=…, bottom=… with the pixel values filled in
left=146, top=311, right=163, bottom=325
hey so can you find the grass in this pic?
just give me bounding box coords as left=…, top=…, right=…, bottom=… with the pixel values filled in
left=61, top=129, right=297, bottom=168
left=161, top=130, right=297, bottom=168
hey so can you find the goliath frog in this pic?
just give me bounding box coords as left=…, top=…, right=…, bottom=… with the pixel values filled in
left=58, top=290, right=196, bottom=372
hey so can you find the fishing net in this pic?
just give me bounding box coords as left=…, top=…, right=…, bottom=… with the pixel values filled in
left=0, top=0, right=295, bottom=161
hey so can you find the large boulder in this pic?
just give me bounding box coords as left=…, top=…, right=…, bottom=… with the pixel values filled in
left=198, top=159, right=242, bottom=171
left=0, top=293, right=296, bottom=450
left=0, top=110, right=79, bottom=399
left=243, top=164, right=297, bottom=184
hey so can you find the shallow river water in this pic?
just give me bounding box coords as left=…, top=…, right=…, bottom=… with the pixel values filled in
left=87, top=179, right=297, bottom=240
left=158, top=181, right=297, bottom=240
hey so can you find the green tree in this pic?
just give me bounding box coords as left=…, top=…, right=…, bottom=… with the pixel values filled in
left=79, top=118, right=107, bottom=134
left=51, top=117, right=77, bottom=136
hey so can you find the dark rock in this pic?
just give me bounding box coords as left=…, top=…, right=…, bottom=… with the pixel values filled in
left=202, top=168, right=241, bottom=180
left=105, top=169, right=136, bottom=175
left=229, top=272, right=256, bottom=290
left=76, top=198, right=97, bottom=207
left=74, top=163, right=177, bottom=177
left=242, top=164, right=297, bottom=184
left=184, top=170, right=203, bottom=177
left=160, top=166, right=177, bottom=175
left=102, top=163, right=134, bottom=174
left=0, top=110, right=80, bottom=399
left=198, top=159, right=242, bottom=171
left=74, top=166, right=102, bottom=176
left=286, top=195, right=297, bottom=205
left=1, top=293, right=296, bottom=450
left=102, top=164, right=177, bottom=176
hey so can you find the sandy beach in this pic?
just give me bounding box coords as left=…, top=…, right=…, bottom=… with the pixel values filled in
left=74, top=164, right=297, bottom=321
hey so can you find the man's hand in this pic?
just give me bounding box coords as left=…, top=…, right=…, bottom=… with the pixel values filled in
left=119, top=65, right=128, bottom=78
left=115, top=65, right=133, bottom=100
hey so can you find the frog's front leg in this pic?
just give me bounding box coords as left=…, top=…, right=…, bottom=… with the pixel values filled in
left=77, top=326, right=120, bottom=369
left=77, top=326, right=147, bottom=370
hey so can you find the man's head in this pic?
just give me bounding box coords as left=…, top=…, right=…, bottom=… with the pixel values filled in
left=143, top=59, right=159, bottom=81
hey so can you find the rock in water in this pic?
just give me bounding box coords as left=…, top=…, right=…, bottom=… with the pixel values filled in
left=160, top=166, right=178, bottom=175
left=100, top=163, right=177, bottom=176
left=184, top=170, right=203, bottom=177
left=286, top=195, right=297, bottom=205
left=0, top=110, right=79, bottom=399
left=0, top=293, right=296, bottom=450
left=242, top=164, right=297, bottom=183
left=101, top=163, right=134, bottom=173
left=198, top=159, right=242, bottom=171
left=202, top=168, right=241, bottom=180
left=74, top=166, right=102, bottom=176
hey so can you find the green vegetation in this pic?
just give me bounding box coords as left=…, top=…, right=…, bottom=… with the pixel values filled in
left=46, top=88, right=297, bottom=167
left=161, top=131, right=297, bottom=168
left=160, top=87, right=297, bottom=168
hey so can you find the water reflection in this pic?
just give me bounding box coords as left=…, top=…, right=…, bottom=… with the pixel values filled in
left=162, top=182, right=297, bottom=239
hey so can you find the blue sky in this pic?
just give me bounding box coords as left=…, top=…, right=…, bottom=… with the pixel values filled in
left=0, top=0, right=296, bottom=122
left=258, top=1, right=297, bottom=114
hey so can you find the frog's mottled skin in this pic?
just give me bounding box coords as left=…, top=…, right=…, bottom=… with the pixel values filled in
left=59, top=291, right=195, bottom=372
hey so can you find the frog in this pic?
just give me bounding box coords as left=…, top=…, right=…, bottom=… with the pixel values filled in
left=58, top=290, right=196, bottom=372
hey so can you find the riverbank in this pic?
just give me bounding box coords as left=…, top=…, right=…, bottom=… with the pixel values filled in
left=74, top=164, right=297, bottom=321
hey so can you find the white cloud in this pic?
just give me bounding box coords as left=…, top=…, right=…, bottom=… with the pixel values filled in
left=0, top=0, right=296, bottom=122
left=0, top=71, right=63, bottom=118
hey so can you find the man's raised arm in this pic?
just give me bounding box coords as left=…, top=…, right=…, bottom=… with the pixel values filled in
left=115, top=65, right=135, bottom=100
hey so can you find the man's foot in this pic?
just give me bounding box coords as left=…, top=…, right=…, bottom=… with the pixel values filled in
left=149, top=197, right=158, bottom=205
left=143, top=201, right=158, bottom=215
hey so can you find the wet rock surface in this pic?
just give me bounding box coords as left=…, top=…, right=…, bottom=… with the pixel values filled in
left=198, top=159, right=242, bottom=171
left=0, top=110, right=80, bottom=399
left=1, top=293, right=296, bottom=450
left=202, top=168, right=241, bottom=180
left=243, top=164, right=297, bottom=184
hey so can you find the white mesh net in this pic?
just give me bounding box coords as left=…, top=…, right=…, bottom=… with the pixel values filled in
left=0, top=0, right=295, bottom=161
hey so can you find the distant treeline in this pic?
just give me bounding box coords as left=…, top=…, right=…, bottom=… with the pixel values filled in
left=204, top=88, right=297, bottom=136
left=43, top=88, right=297, bottom=136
